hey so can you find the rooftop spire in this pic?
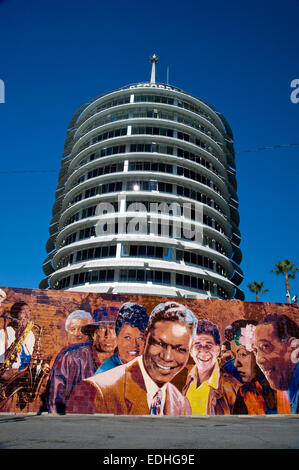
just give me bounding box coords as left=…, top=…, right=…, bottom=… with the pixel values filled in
left=149, top=53, right=159, bottom=84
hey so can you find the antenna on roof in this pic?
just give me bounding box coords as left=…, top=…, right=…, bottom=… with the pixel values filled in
left=150, top=53, right=159, bottom=84
left=166, top=66, right=169, bottom=85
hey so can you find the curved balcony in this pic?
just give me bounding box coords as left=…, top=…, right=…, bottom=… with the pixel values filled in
left=61, top=173, right=230, bottom=223
left=48, top=261, right=234, bottom=300
left=231, top=243, right=242, bottom=265
left=72, top=117, right=224, bottom=162
left=69, top=133, right=226, bottom=179
left=39, top=277, right=49, bottom=290
left=75, top=84, right=227, bottom=138
left=74, top=103, right=225, bottom=147
left=65, top=152, right=228, bottom=200
left=234, top=286, right=245, bottom=301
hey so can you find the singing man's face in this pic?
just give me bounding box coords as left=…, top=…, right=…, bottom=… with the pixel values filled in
left=143, top=320, right=192, bottom=387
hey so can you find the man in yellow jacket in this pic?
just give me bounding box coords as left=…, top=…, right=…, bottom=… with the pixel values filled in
left=182, top=319, right=240, bottom=415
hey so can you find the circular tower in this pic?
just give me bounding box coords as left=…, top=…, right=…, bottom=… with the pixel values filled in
left=40, top=56, right=244, bottom=300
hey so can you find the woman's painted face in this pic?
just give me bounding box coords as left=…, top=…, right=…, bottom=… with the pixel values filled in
left=117, top=324, right=145, bottom=363
left=231, top=340, right=259, bottom=383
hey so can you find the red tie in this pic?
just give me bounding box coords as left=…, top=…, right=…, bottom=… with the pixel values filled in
left=150, top=389, right=162, bottom=415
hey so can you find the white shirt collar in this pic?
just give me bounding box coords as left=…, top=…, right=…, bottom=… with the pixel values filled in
left=138, top=355, right=167, bottom=414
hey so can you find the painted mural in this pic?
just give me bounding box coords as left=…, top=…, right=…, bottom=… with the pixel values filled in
left=0, top=286, right=298, bottom=415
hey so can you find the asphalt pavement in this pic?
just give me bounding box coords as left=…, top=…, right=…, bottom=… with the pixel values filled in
left=0, top=413, right=299, bottom=449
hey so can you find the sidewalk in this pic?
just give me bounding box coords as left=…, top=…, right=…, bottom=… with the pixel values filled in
left=0, top=413, right=299, bottom=449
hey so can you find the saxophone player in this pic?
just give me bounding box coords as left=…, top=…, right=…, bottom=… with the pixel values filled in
left=0, top=302, right=35, bottom=372
left=0, top=301, right=36, bottom=411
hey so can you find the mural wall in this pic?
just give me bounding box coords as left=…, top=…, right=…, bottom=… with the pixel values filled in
left=0, top=286, right=298, bottom=415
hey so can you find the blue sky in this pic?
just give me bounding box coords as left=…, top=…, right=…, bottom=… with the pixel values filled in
left=0, top=0, right=298, bottom=303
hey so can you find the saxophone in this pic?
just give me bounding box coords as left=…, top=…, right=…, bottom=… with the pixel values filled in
left=0, top=322, right=50, bottom=409
left=22, top=324, right=51, bottom=403
left=0, top=321, right=35, bottom=406
left=0, top=320, right=34, bottom=379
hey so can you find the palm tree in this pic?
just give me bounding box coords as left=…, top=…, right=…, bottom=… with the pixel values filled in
left=247, top=281, right=269, bottom=302
left=270, top=260, right=299, bottom=304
